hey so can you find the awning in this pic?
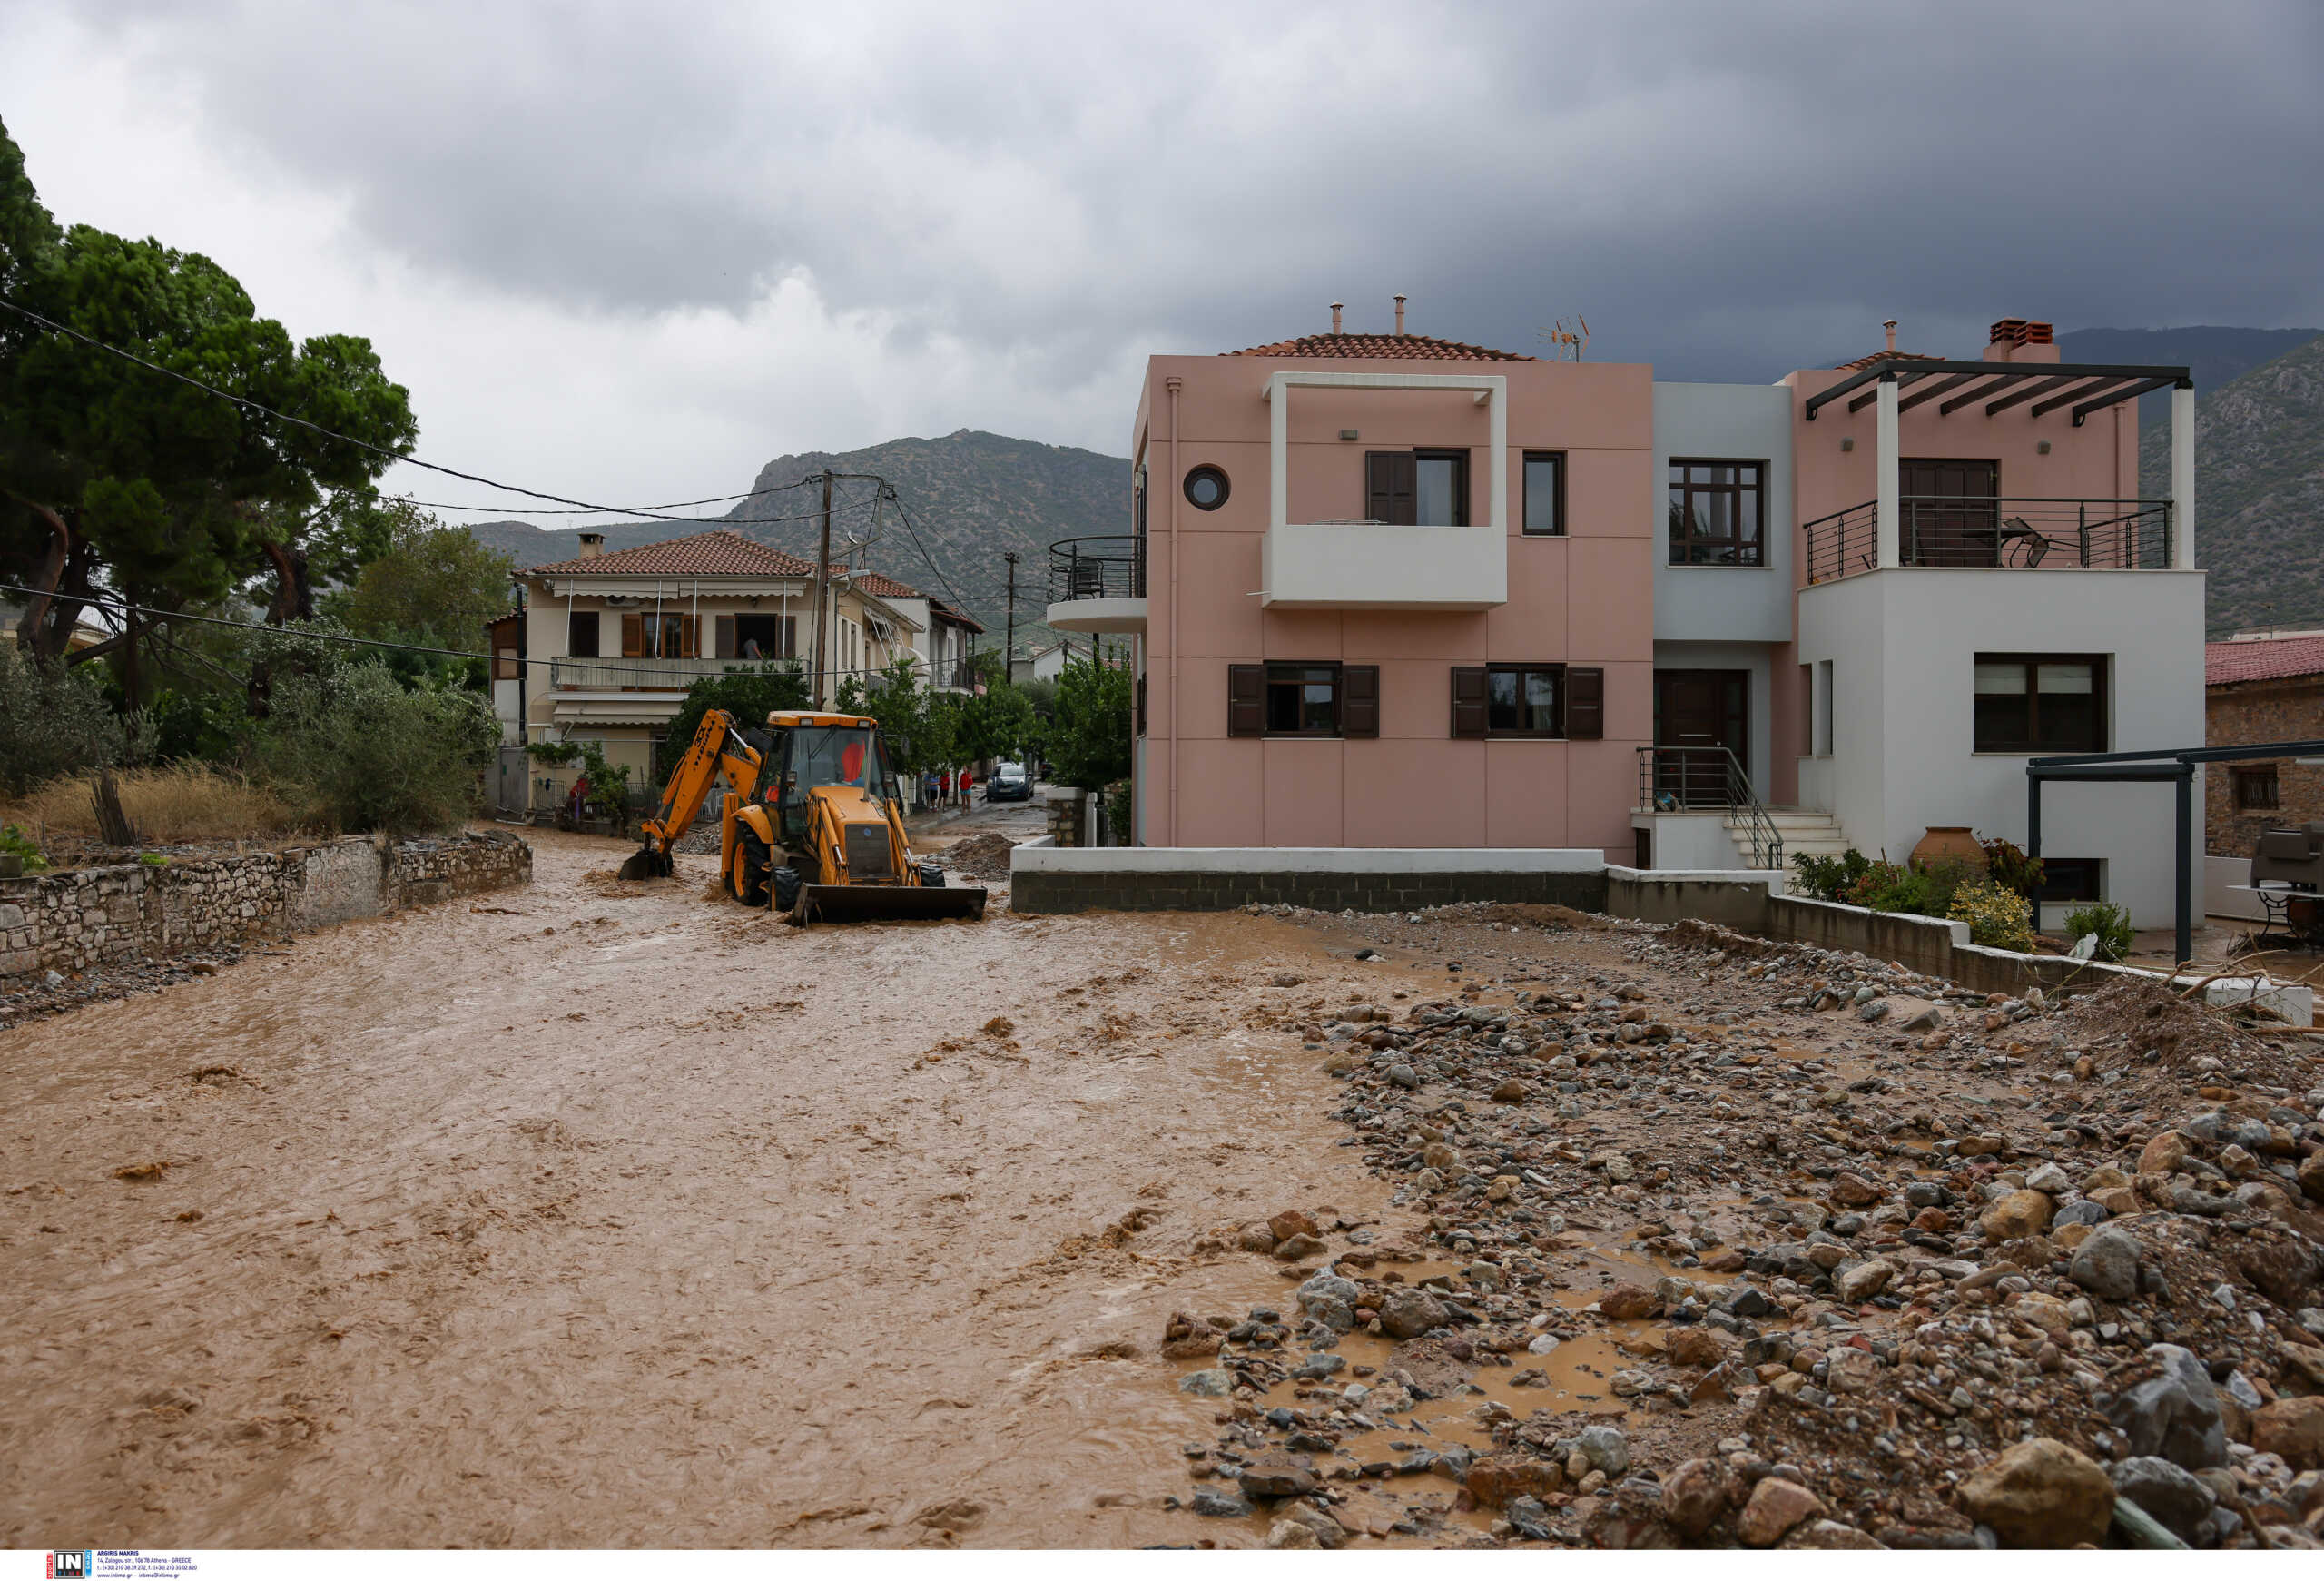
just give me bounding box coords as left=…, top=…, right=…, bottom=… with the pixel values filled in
left=551, top=694, right=682, bottom=726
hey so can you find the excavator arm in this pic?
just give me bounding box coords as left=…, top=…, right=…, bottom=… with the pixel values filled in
left=615, top=708, right=763, bottom=880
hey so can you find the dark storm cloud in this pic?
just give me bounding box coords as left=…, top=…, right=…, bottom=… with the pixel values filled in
left=80, top=0, right=2324, bottom=380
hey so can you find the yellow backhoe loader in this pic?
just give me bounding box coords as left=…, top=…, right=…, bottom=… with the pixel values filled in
left=615, top=707, right=986, bottom=924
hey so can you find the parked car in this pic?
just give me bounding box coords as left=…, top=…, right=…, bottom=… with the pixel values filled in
left=986, top=761, right=1033, bottom=802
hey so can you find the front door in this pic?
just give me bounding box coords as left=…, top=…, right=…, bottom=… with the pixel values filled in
left=1654, top=669, right=1748, bottom=806
left=1901, top=458, right=1999, bottom=567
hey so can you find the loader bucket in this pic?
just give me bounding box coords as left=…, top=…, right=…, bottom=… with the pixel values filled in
left=789, top=883, right=988, bottom=925
left=615, top=845, right=674, bottom=882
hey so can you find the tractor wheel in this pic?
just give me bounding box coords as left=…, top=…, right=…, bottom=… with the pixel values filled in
left=772, top=865, right=803, bottom=913
left=735, top=827, right=773, bottom=905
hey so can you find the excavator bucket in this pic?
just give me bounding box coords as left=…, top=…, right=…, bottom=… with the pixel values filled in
left=789, top=883, right=987, bottom=925
left=615, top=845, right=674, bottom=882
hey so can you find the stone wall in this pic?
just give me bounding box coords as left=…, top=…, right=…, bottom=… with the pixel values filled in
left=2205, top=675, right=2324, bottom=855
left=0, top=831, right=530, bottom=980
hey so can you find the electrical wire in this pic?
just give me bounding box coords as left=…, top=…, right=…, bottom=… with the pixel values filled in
left=399, top=478, right=817, bottom=515
left=886, top=492, right=990, bottom=633
left=0, top=293, right=804, bottom=523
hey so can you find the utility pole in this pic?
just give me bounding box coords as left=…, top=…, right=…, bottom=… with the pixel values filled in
left=812, top=469, right=833, bottom=708
left=1002, top=550, right=1019, bottom=687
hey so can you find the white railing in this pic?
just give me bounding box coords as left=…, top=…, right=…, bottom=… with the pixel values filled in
left=549, top=657, right=795, bottom=690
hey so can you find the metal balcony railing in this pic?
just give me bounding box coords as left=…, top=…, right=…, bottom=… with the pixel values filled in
left=1048, top=536, right=1147, bottom=603
left=1803, top=497, right=2173, bottom=585
left=1637, top=746, right=1784, bottom=872
left=548, top=657, right=795, bottom=690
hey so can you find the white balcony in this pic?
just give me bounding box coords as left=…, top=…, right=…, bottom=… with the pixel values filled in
left=1259, top=370, right=1509, bottom=610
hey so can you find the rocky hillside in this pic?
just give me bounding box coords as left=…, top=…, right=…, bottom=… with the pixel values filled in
left=2128, top=335, right=2324, bottom=635
left=463, top=429, right=1128, bottom=649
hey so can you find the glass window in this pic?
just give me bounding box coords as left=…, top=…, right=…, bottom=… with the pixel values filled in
left=1523, top=451, right=1564, bottom=536
left=2235, top=766, right=2280, bottom=811
left=1265, top=663, right=1341, bottom=736
left=1183, top=465, right=1229, bottom=510
left=1486, top=665, right=1563, bottom=736
left=1668, top=460, right=1765, bottom=566
left=1973, top=655, right=2106, bottom=753
left=1414, top=451, right=1467, bottom=527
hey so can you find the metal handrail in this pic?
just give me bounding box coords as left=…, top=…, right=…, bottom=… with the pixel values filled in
left=1048, top=535, right=1147, bottom=603
left=1803, top=496, right=2173, bottom=585
left=1636, top=746, right=1785, bottom=871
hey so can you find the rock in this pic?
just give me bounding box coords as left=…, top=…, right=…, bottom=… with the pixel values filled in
left=1827, top=1347, right=1881, bottom=1395
left=1829, top=1172, right=1883, bottom=1208
left=1265, top=1518, right=1319, bottom=1549
left=2253, top=1398, right=2324, bottom=1471
left=1787, top=1519, right=1886, bottom=1549
left=2053, top=1200, right=2109, bottom=1228
left=1663, top=1457, right=1729, bottom=1537
left=1668, top=1327, right=1728, bottom=1369
left=1189, top=1487, right=1249, bottom=1517
left=1386, top=1063, right=1419, bottom=1090
left=1236, top=1223, right=1279, bottom=1255
left=1857, top=999, right=1890, bottom=1023
left=1281, top=1504, right=1346, bottom=1549
left=1980, top=1190, right=2053, bottom=1240
left=2024, top=1161, right=2073, bottom=1194
left=1835, top=1258, right=1895, bottom=1303
left=1237, top=1454, right=1318, bottom=1500
left=2107, top=1344, right=2228, bottom=1470
left=1179, top=1369, right=1234, bottom=1398
left=1486, top=1175, right=1518, bottom=1203
left=2140, top=1131, right=2191, bottom=1174
left=1466, top=1457, right=1553, bottom=1508
left=1376, top=1288, right=1447, bottom=1340
left=1955, top=1438, right=2114, bottom=1547
left=1898, top=1003, right=1942, bottom=1033
left=2090, top=1185, right=2141, bottom=1215
left=2299, top=1151, right=2324, bottom=1202
left=1738, top=1477, right=1826, bottom=1546
left=1269, top=1209, right=1319, bottom=1242
left=2108, top=1457, right=2215, bottom=1542
left=1599, top=1152, right=1637, bottom=1183
left=1598, top=1282, right=1656, bottom=1319
left=2069, top=1227, right=2143, bottom=1301
left=2014, top=1291, right=2073, bottom=1340
left=1273, top=1233, right=1325, bottom=1261
left=1492, top=1078, right=1531, bottom=1103
left=1577, top=1425, right=1630, bottom=1476
left=1422, top=1141, right=1462, bottom=1174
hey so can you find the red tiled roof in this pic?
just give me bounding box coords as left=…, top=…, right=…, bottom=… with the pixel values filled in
left=840, top=568, right=921, bottom=598
left=528, top=529, right=816, bottom=578
left=2207, top=637, right=2324, bottom=687
left=929, top=597, right=985, bottom=635
left=1227, top=331, right=1533, bottom=361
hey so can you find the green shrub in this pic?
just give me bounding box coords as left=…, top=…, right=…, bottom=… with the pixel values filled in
left=662, top=664, right=810, bottom=786
left=0, top=642, right=126, bottom=794
left=0, top=823, right=49, bottom=872
left=1951, top=878, right=2035, bottom=951
left=1844, top=859, right=1935, bottom=914
left=1791, top=847, right=1872, bottom=901
left=526, top=738, right=632, bottom=827
left=260, top=662, right=499, bottom=835
left=2064, top=899, right=2135, bottom=962
left=1104, top=778, right=1134, bottom=845
left=1980, top=836, right=2045, bottom=900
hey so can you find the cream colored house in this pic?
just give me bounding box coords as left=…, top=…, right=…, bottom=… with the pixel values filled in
left=507, top=528, right=925, bottom=812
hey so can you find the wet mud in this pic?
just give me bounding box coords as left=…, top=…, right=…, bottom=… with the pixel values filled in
left=0, top=831, right=1402, bottom=1547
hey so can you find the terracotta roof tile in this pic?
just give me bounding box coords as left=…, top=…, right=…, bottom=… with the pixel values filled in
left=841, top=568, right=921, bottom=598
left=527, top=529, right=816, bottom=578
left=2207, top=637, right=2324, bottom=687
left=1227, top=331, right=1533, bottom=361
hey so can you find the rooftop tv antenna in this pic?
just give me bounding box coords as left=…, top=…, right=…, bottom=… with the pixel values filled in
left=1537, top=316, right=1590, bottom=361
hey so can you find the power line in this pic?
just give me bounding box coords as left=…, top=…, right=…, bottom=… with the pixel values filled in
left=400, top=478, right=819, bottom=516
left=0, top=579, right=494, bottom=661
left=886, top=493, right=990, bottom=635
left=0, top=293, right=800, bottom=524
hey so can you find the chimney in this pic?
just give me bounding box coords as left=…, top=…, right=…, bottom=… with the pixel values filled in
left=1330, top=301, right=1343, bottom=334
left=1883, top=319, right=1897, bottom=354
left=1984, top=317, right=2057, bottom=364
left=577, top=531, right=604, bottom=558
left=1394, top=294, right=1407, bottom=335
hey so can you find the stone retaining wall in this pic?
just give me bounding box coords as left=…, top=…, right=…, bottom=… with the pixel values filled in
left=0, top=832, right=530, bottom=979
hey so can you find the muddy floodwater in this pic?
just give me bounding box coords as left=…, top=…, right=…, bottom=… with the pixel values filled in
left=0, top=832, right=1426, bottom=1547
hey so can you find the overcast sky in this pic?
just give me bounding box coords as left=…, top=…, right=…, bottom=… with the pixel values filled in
left=5, top=0, right=2319, bottom=520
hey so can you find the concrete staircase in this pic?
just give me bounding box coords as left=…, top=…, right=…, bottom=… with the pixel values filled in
left=1725, top=807, right=1853, bottom=869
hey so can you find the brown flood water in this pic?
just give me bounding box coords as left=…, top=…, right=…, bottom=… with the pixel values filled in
left=0, top=832, right=1440, bottom=1548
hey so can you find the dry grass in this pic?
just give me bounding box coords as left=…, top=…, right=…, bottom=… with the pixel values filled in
left=1, top=765, right=301, bottom=846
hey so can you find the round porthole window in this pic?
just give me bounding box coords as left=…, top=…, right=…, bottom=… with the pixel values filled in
left=1183, top=464, right=1230, bottom=510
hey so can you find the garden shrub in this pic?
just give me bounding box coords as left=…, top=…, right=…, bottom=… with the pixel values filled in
left=526, top=738, right=632, bottom=827
left=1791, top=847, right=1872, bottom=901
left=0, top=642, right=125, bottom=795
left=1951, top=878, right=2035, bottom=951
left=260, top=662, right=499, bottom=835
left=2064, top=899, right=2135, bottom=962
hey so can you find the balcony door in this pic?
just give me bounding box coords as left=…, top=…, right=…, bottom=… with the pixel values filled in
left=1654, top=669, right=1748, bottom=805
left=1901, top=458, right=1999, bottom=568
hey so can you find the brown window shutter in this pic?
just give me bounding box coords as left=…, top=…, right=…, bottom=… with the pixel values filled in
left=781, top=615, right=797, bottom=658
left=715, top=615, right=735, bottom=659
left=1366, top=451, right=1416, bottom=526
left=1342, top=665, right=1379, bottom=737
left=621, top=612, right=644, bottom=657
left=680, top=615, right=699, bottom=658
left=1228, top=664, right=1265, bottom=737
left=1451, top=667, right=1488, bottom=738
left=1567, top=667, right=1604, bottom=739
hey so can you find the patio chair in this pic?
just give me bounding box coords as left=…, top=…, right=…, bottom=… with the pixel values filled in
left=1997, top=516, right=2050, bottom=568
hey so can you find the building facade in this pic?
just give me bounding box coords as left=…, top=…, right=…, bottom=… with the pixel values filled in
left=2204, top=634, right=2324, bottom=858
left=1056, top=306, right=2202, bottom=925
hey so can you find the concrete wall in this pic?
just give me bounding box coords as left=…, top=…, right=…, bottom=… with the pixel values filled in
left=1630, top=810, right=1743, bottom=869
left=1797, top=567, right=2205, bottom=925
left=1009, top=843, right=1610, bottom=914
left=1651, top=382, right=1797, bottom=644
left=1136, top=351, right=1654, bottom=856
left=0, top=833, right=530, bottom=980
